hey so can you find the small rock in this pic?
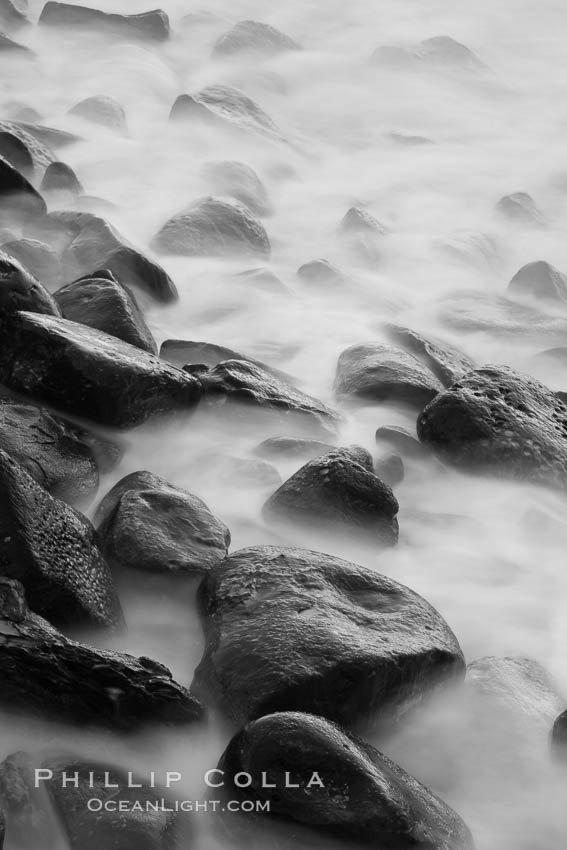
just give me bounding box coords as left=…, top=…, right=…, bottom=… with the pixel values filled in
left=508, top=260, right=567, bottom=303
left=0, top=251, right=59, bottom=316
left=376, top=425, right=429, bottom=459
left=68, top=95, right=127, bottom=133
left=297, top=258, right=346, bottom=288
left=262, top=446, right=399, bottom=547
left=170, top=85, right=282, bottom=141
left=496, top=192, right=546, bottom=226
left=191, top=545, right=465, bottom=728
left=340, top=206, right=386, bottom=261
left=96, top=471, right=230, bottom=575
left=213, top=20, right=300, bottom=57
left=151, top=196, right=271, bottom=259
left=375, top=451, right=405, bottom=486
left=201, top=160, right=271, bottom=216
left=40, top=161, right=83, bottom=196
left=254, top=436, right=336, bottom=461
left=39, top=2, right=170, bottom=41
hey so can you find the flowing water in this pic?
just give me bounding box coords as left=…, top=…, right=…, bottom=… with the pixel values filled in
left=2, top=0, right=567, bottom=847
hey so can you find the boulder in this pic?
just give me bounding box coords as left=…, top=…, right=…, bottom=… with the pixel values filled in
left=0, top=130, right=33, bottom=176
left=0, top=311, right=201, bottom=429
left=201, top=160, right=271, bottom=216
left=0, top=578, right=203, bottom=728
left=68, top=95, right=127, bottom=133
left=496, top=192, right=545, bottom=226
left=191, top=545, right=465, bottom=728
left=334, top=343, right=443, bottom=407
left=0, top=120, right=55, bottom=174
left=151, top=197, right=271, bottom=259
left=385, top=325, right=476, bottom=386
left=0, top=238, right=61, bottom=288
left=297, top=258, right=346, bottom=288
left=262, top=447, right=399, bottom=547
left=0, top=155, right=46, bottom=217
left=96, top=471, right=230, bottom=575
left=0, top=252, right=59, bottom=317
left=0, top=450, right=121, bottom=628
left=218, top=712, right=473, bottom=850
left=254, top=436, right=336, bottom=461
left=213, top=20, right=300, bottom=57
left=417, top=365, right=567, bottom=487
left=508, top=260, right=567, bottom=303
left=193, top=359, right=340, bottom=438
left=0, top=398, right=100, bottom=503
left=169, top=85, right=282, bottom=141
left=40, top=161, right=83, bottom=196
left=39, top=2, right=170, bottom=41
left=55, top=274, right=157, bottom=353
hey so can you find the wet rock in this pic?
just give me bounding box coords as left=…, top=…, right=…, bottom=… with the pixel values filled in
left=297, top=258, right=346, bottom=288
left=496, top=192, right=545, bottom=226
left=55, top=274, right=157, bottom=353
left=160, top=339, right=290, bottom=382
left=0, top=311, right=201, bottom=429
left=201, top=160, right=271, bottom=216
left=0, top=130, right=33, bottom=176
left=437, top=291, right=567, bottom=340
left=335, top=343, right=443, bottom=408
left=0, top=0, right=28, bottom=30
left=0, top=450, right=121, bottom=628
left=375, top=451, right=404, bottom=487
left=0, top=578, right=203, bottom=728
left=263, top=447, right=399, bottom=547
left=27, top=211, right=178, bottom=302
left=340, top=206, right=386, bottom=262
left=373, top=35, right=485, bottom=72
left=192, top=545, right=465, bottom=728
left=254, top=436, right=336, bottom=461
left=151, top=197, right=270, bottom=259
left=0, top=398, right=100, bottom=503
left=213, top=20, right=300, bottom=57
left=40, top=161, right=83, bottom=196
left=219, top=712, right=473, bottom=850
left=96, top=471, right=230, bottom=575
left=0, top=238, right=61, bottom=288
left=0, top=121, right=55, bottom=174
left=39, top=2, right=170, bottom=41
left=194, top=359, right=340, bottom=438
left=551, top=711, right=567, bottom=762
left=508, top=260, right=567, bottom=303
left=385, top=324, right=476, bottom=386
left=0, top=155, right=46, bottom=218
left=68, top=95, right=127, bottom=133
left=376, top=425, right=429, bottom=459
left=170, top=85, right=282, bottom=141
left=417, top=365, right=567, bottom=487
left=0, top=251, right=59, bottom=317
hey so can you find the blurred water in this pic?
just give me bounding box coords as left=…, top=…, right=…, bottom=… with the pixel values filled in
left=2, top=1, right=567, bottom=847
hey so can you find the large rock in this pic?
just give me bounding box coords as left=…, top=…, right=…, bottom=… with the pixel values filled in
left=508, top=260, right=567, bottom=303
left=0, top=399, right=100, bottom=503
left=0, top=155, right=46, bottom=217
left=263, top=447, right=399, bottom=547
left=151, top=197, right=270, bottom=259
left=193, top=359, right=340, bottom=438
left=218, top=712, right=473, bottom=850
left=0, top=450, right=121, bottom=628
left=334, top=343, right=443, bottom=407
left=0, top=752, right=192, bottom=850
left=96, top=471, right=230, bottom=575
left=340, top=206, right=386, bottom=262
left=201, top=160, right=271, bottom=216
left=213, top=20, right=300, bottom=57
left=55, top=273, right=157, bottom=353
left=385, top=325, right=476, bottom=386
left=417, top=366, right=567, bottom=487
left=297, top=259, right=346, bottom=289
left=0, top=252, right=59, bottom=317
left=0, top=578, right=203, bottom=728
left=0, top=311, right=201, bottom=429
left=191, top=546, right=465, bottom=728
left=169, top=85, right=282, bottom=141
left=39, top=2, right=170, bottom=41
left=0, top=120, right=55, bottom=174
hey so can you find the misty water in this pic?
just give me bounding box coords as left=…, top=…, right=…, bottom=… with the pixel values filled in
left=2, top=0, right=567, bottom=847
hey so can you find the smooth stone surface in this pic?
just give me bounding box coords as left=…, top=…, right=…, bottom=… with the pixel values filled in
left=0, top=154, right=46, bottom=217
left=0, top=251, right=59, bottom=317
left=496, top=192, right=546, bottom=226
left=297, top=258, right=346, bottom=288
left=0, top=238, right=61, bottom=288
left=68, top=95, right=127, bottom=132
left=508, top=260, right=567, bottom=303
left=191, top=545, right=465, bottom=728
left=169, top=85, right=282, bottom=140
left=385, top=324, right=476, bottom=386
left=376, top=425, right=431, bottom=458
left=39, top=2, right=170, bottom=41
left=213, top=20, right=300, bottom=57
left=201, top=160, right=271, bottom=216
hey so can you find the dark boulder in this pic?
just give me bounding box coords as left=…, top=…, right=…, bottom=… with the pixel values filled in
left=334, top=343, right=443, bottom=407
left=508, top=260, right=567, bottom=303
left=254, top=436, right=336, bottom=461
left=151, top=196, right=271, bottom=259
left=39, top=2, right=170, bottom=41
left=496, top=192, right=545, bottom=226
left=262, top=447, right=399, bottom=547
left=417, top=366, right=567, bottom=487
left=0, top=398, right=100, bottom=503
left=385, top=324, right=476, bottom=386
left=0, top=252, right=59, bottom=316
left=191, top=545, right=465, bottom=728
left=68, top=95, right=127, bottom=133
left=218, top=712, right=473, bottom=850
left=0, top=130, right=33, bottom=176
left=233, top=266, right=286, bottom=291
left=0, top=311, right=201, bottom=428
left=96, top=470, right=230, bottom=575
left=55, top=274, right=157, bottom=353
left=194, top=359, right=340, bottom=438
left=213, top=20, right=300, bottom=57
left=0, top=155, right=46, bottom=217
left=201, top=160, right=271, bottom=216
left=169, top=85, right=282, bottom=141
left=0, top=578, right=203, bottom=728
left=40, top=161, right=83, bottom=196
left=0, top=238, right=61, bottom=288
left=297, top=258, right=346, bottom=288
left=0, top=450, right=122, bottom=628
